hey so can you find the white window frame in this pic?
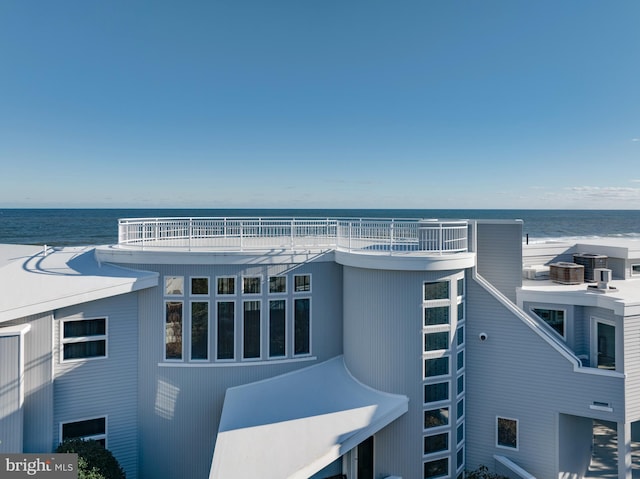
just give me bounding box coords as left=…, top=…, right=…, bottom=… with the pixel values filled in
left=293, top=274, right=312, bottom=293
left=268, top=276, right=287, bottom=294
left=164, top=276, right=184, bottom=296
left=60, top=317, right=108, bottom=363
left=496, top=416, right=519, bottom=450
left=423, top=354, right=451, bottom=380
left=215, top=300, right=236, bottom=361
left=423, top=431, right=450, bottom=457
left=216, top=276, right=236, bottom=296
left=293, top=297, right=312, bottom=357
left=631, top=264, right=640, bottom=276
left=424, top=381, right=451, bottom=405
left=164, top=301, right=184, bottom=362
left=60, top=416, right=107, bottom=447
left=241, top=299, right=262, bottom=361
left=531, top=307, right=567, bottom=340
left=268, top=298, right=287, bottom=358
left=423, top=455, right=450, bottom=479
left=190, top=276, right=210, bottom=296
left=591, top=316, right=617, bottom=371
left=189, top=300, right=210, bottom=362
left=424, top=407, right=450, bottom=431
left=241, top=275, right=262, bottom=295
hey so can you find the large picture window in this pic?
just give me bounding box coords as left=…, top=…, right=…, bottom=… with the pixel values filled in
left=294, top=298, right=310, bottom=355
left=243, top=301, right=261, bottom=359
left=191, top=302, right=208, bottom=360
left=217, top=301, right=235, bottom=360
left=497, top=417, right=518, bottom=449
left=165, top=302, right=183, bottom=360
left=61, top=417, right=106, bottom=446
left=61, top=318, right=107, bottom=361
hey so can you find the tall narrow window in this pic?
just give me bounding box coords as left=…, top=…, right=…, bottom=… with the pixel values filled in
left=165, top=302, right=183, bottom=360
left=217, top=302, right=235, bottom=360
left=294, top=298, right=310, bottom=355
left=191, top=302, right=208, bottom=360
left=269, top=300, right=286, bottom=357
left=596, top=321, right=616, bottom=370
left=243, top=301, right=261, bottom=359
left=497, top=417, right=518, bottom=449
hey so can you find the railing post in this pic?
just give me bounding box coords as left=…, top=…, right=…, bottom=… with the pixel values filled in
left=439, top=223, right=443, bottom=254
left=240, top=222, right=244, bottom=252
left=389, top=220, right=394, bottom=255
left=188, top=218, right=192, bottom=251
left=291, top=219, right=295, bottom=251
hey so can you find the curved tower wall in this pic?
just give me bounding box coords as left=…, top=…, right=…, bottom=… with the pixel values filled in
left=343, top=265, right=466, bottom=479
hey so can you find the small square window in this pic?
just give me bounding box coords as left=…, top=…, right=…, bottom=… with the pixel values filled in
left=294, top=275, right=311, bottom=292
left=424, top=407, right=449, bottom=429
left=497, top=417, right=518, bottom=449
left=191, top=277, right=209, bottom=296
left=243, top=277, right=261, bottom=294
left=165, top=276, right=184, bottom=296
left=217, top=277, right=236, bottom=295
left=269, top=276, right=287, bottom=294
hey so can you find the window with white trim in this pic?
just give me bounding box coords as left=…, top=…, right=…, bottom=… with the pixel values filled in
left=632, top=264, right=640, bottom=276
left=61, top=318, right=107, bottom=361
left=165, top=302, right=183, bottom=360
left=497, top=417, right=518, bottom=449
left=424, top=432, right=448, bottom=455
left=269, top=276, right=287, bottom=294
left=424, top=407, right=449, bottom=429
left=243, top=300, right=261, bottom=359
left=294, top=274, right=311, bottom=292
left=217, top=301, right=235, bottom=360
left=165, top=276, right=184, bottom=296
left=424, top=457, right=448, bottom=479
left=532, top=308, right=565, bottom=339
left=191, top=277, right=209, bottom=296
left=243, top=276, right=261, bottom=295
left=217, top=276, right=236, bottom=295
left=294, top=298, right=311, bottom=355
left=191, top=301, right=208, bottom=360
left=269, top=299, right=286, bottom=357
left=61, top=417, right=106, bottom=446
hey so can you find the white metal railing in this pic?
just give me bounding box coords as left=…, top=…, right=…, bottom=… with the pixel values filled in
left=117, top=217, right=468, bottom=254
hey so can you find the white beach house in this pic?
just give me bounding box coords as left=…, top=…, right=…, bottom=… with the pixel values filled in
left=1, top=217, right=639, bottom=479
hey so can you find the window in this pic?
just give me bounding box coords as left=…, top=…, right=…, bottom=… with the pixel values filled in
left=457, top=399, right=464, bottom=420
left=425, top=332, right=449, bottom=352
left=165, top=302, right=183, bottom=360
left=217, top=301, right=235, bottom=360
left=457, top=350, right=464, bottom=371
left=294, top=274, right=311, bottom=292
left=269, top=276, right=287, bottom=294
left=497, top=417, right=518, bottom=449
left=424, top=458, right=448, bottom=479
left=269, top=300, right=286, bottom=357
left=457, top=447, right=464, bottom=470
left=191, top=277, right=209, bottom=296
left=457, top=278, right=464, bottom=297
left=457, top=301, right=464, bottom=321
left=595, top=320, right=616, bottom=370
left=425, top=357, right=449, bottom=378
left=294, top=298, right=310, bottom=355
left=243, top=301, right=261, bottom=359
left=217, top=277, right=235, bottom=295
left=456, top=423, right=464, bottom=444
left=61, top=318, right=107, bottom=361
left=424, top=281, right=449, bottom=301
left=243, top=277, right=261, bottom=295
left=457, top=375, right=464, bottom=395
left=424, top=433, right=448, bottom=455
left=424, top=407, right=449, bottom=429
left=532, top=308, right=565, bottom=338
left=191, top=302, right=208, bottom=360
left=424, top=382, right=449, bottom=403
left=632, top=264, right=640, bottom=276
left=165, top=276, right=184, bottom=296
left=61, top=417, right=106, bottom=446
left=457, top=326, right=464, bottom=346
left=425, top=307, right=450, bottom=326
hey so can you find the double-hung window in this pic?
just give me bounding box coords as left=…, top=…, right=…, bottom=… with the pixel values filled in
left=61, top=318, right=107, bottom=361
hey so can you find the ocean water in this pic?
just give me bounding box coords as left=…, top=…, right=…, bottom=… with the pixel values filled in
left=1, top=208, right=639, bottom=246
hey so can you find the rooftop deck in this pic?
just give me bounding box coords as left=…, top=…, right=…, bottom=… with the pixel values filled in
left=117, top=217, right=469, bottom=255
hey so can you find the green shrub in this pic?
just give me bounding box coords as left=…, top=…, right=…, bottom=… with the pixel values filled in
left=55, top=439, right=126, bottom=479
left=466, top=465, right=510, bottom=479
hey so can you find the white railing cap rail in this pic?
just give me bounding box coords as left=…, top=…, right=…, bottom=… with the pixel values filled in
left=117, top=217, right=469, bottom=255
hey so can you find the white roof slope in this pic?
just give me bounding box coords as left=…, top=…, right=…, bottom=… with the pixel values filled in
left=0, top=244, right=158, bottom=323
left=210, top=356, right=408, bottom=479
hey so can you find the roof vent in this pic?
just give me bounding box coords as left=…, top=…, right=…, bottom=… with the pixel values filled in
left=587, top=268, right=617, bottom=293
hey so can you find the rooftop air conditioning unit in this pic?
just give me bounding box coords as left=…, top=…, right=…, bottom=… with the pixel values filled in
left=550, top=262, right=584, bottom=285
left=573, top=253, right=608, bottom=283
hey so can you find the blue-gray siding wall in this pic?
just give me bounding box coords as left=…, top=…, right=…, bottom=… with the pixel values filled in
left=343, top=266, right=464, bottom=479
left=54, top=294, right=139, bottom=479
left=0, top=334, right=22, bottom=452
left=2, top=313, right=54, bottom=453
left=127, top=260, right=343, bottom=479
left=475, top=222, right=523, bottom=303
left=624, top=315, right=640, bottom=421
left=465, top=277, right=625, bottom=479
left=558, top=414, right=593, bottom=479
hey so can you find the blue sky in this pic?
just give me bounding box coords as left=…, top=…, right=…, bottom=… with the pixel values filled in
left=1, top=1, right=639, bottom=209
